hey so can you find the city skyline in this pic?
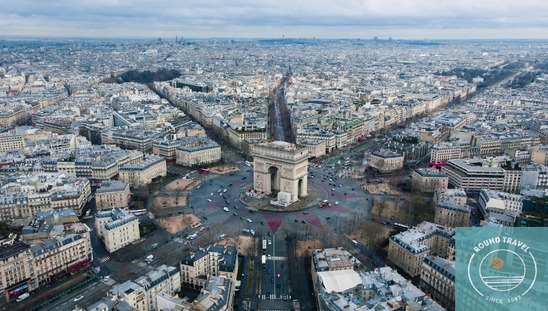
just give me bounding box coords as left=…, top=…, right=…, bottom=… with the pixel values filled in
left=0, top=0, right=547, bottom=40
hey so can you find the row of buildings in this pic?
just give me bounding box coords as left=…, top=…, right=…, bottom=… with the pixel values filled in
left=77, top=244, right=238, bottom=311
left=0, top=210, right=92, bottom=303
left=311, top=247, right=450, bottom=311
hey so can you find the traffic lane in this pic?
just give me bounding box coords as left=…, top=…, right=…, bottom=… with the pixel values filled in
left=41, top=280, right=109, bottom=311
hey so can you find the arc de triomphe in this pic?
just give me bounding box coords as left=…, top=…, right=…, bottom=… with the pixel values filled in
left=251, top=141, right=308, bottom=204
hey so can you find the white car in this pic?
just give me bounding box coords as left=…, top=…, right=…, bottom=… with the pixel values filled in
left=268, top=240, right=272, bottom=245
left=246, top=218, right=252, bottom=223
left=74, top=295, right=84, bottom=302
left=207, top=199, right=212, bottom=202
left=335, top=201, right=339, bottom=205
left=223, top=207, right=229, bottom=212
left=267, top=254, right=271, bottom=259
left=210, top=193, right=214, bottom=196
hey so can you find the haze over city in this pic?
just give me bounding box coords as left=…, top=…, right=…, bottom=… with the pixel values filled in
left=0, top=0, right=547, bottom=39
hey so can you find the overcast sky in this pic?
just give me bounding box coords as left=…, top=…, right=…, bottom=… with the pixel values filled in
left=0, top=0, right=547, bottom=39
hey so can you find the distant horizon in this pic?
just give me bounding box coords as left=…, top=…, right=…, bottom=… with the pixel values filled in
left=0, top=0, right=546, bottom=42
left=1, top=35, right=548, bottom=42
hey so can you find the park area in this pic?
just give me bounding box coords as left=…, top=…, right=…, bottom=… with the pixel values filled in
left=156, top=214, right=200, bottom=234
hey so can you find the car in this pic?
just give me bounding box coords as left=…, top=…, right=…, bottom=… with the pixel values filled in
left=268, top=231, right=272, bottom=237
left=268, top=240, right=272, bottom=245
left=249, top=209, right=254, bottom=213
left=207, top=199, right=212, bottom=202
left=271, top=277, right=274, bottom=283
left=303, top=211, right=309, bottom=214
left=234, top=205, right=238, bottom=209
left=344, top=193, right=347, bottom=195
left=228, top=183, right=233, bottom=186
left=103, top=275, right=110, bottom=281
left=267, top=254, right=271, bottom=259
left=301, top=220, right=306, bottom=224
left=326, top=216, right=331, bottom=220
left=294, top=219, right=298, bottom=222
left=277, top=273, right=281, bottom=279
left=242, top=176, right=247, bottom=180
left=202, top=216, right=208, bottom=221
left=332, top=188, right=335, bottom=191
left=239, top=216, right=244, bottom=220
left=74, top=295, right=84, bottom=302
left=223, top=207, right=229, bottom=212
left=351, top=188, right=355, bottom=191
left=335, top=201, right=339, bottom=205
left=217, top=189, right=221, bottom=193
left=233, top=212, right=238, bottom=216
left=246, top=218, right=252, bottom=223
left=277, top=282, right=281, bottom=288
left=260, top=221, right=264, bottom=225
left=210, top=193, right=214, bottom=196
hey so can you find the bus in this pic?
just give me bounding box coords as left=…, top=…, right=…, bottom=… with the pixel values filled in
left=130, top=209, right=147, bottom=216
left=262, top=239, right=267, bottom=252
left=261, top=255, right=266, bottom=265
left=198, top=168, right=210, bottom=174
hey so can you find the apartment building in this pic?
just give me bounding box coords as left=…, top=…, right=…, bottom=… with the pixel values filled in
left=110, top=280, right=147, bottom=311
left=175, top=136, right=221, bottom=166
left=119, top=156, right=167, bottom=187
left=478, top=189, right=523, bottom=226
left=180, top=244, right=238, bottom=289
left=31, top=233, right=92, bottom=285
left=434, top=189, right=471, bottom=228
left=0, top=173, right=91, bottom=221
left=388, top=221, right=455, bottom=277
left=0, top=104, right=30, bottom=128
left=0, top=238, right=37, bottom=303
left=411, top=168, right=449, bottom=192
left=430, top=142, right=462, bottom=163
left=296, top=127, right=337, bottom=154
left=0, top=133, right=24, bottom=152
left=441, top=158, right=523, bottom=194
left=226, top=127, right=268, bottom=150
left=95, top=208, right=140, bottom=253
left=370, top=149, right=404, bottom=173
left=134, top=265, right=181, bottom=311
left=191, top=276, right=233, bottom=311
left=101, top=126, right=165, bottom=153
left=49, top=178, right=92, bottom=215
left=311, top=249, right=446, bottom=311
left=420, top=256, right=455, bottom=311
left=298, top=139, right=327, bottom=158
left=95, top=180, right=131, bottom=210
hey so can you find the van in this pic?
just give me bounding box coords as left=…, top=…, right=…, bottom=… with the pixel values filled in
left=16, top=293, right=30, bottom=302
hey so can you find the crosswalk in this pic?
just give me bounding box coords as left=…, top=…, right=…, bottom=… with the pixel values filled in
left=258, top=294, right=291, bottom=300
left=97, top=256, right=110, bottom=263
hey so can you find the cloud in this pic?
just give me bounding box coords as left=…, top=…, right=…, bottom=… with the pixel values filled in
left=0, top=0, right=547, bottom=39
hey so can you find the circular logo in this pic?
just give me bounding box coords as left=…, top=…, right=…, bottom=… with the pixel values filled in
left=467, top=237, right=537, bottom=305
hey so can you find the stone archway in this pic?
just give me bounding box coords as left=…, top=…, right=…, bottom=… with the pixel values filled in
left=252, top=141, right=309, bottom=204
left=268, top=166, right=280, bottom=193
